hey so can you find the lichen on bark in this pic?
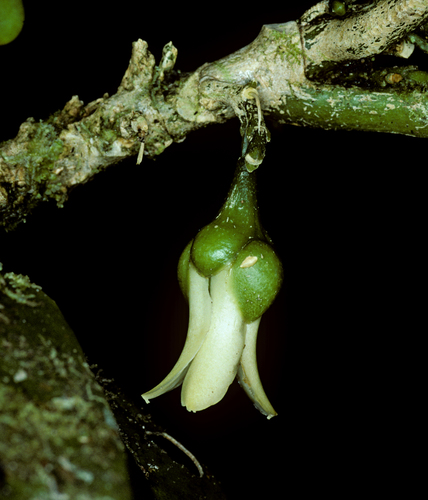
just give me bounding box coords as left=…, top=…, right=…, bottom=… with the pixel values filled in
left=0, top=266, right=228, bottom=499
left=1, top=0, right=428, bottom=231
left=301, top=0, right=428, bottom=77
left=0, top=269, right=133, bottom=499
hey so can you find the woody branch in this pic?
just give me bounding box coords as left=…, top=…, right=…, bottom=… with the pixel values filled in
left=1, top=0, right=428, bottom=230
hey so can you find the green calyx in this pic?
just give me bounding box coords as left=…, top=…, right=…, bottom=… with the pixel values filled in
left=177, top=159, right=283, bottom=322
left=190, top=159, right=266, bottom=277
left=230, top=240, right=283, bottom=323
left=177, top=240, right=192, bottom=301
left=177, top=80, right=282, bottom=319
left=191, top=223, right=250, bottom=277
left=178, top=234, right=283, bottom=322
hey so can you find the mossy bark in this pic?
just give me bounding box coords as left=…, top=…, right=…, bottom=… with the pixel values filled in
left=0, top=271, right=133, bottom=499
left=0, top=269, right=227, bottom=499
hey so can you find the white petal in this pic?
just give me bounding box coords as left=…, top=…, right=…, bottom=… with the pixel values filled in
left=181, top=267, right=246, bottom=412
left=142, top=263, right=212, bottom=403
left=237, top=319, right=277, bottom=419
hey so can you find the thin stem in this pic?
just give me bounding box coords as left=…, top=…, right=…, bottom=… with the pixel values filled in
left=146, top=431, right=204, bottom=477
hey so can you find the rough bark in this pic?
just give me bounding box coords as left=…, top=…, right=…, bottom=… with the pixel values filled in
left=0, top=267, right=227, bottom=499
left=301, top=0, right=428, bottom=74
left=1, top=0, right=428, bottom=230
left=0, top=268, right=133, bottom=499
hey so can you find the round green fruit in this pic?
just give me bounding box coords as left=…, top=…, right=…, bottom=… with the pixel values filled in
left=0, top=0, right=24, bottom=45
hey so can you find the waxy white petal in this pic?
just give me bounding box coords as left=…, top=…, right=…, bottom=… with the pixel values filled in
left=181, top=267, right=246, bottom=412
left=142, top=263, right=212, bottom=403
left=238, top=319, right=277, bottom=419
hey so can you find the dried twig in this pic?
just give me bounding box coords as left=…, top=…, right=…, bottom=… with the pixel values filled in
left=146, top=431, right=204, bottom=477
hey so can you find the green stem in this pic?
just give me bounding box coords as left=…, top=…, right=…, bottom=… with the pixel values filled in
left=220, top=158, right=260, bottom=232
left=269, top=83, right=428, bottom=136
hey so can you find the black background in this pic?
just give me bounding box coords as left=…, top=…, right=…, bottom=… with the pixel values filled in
left=0, top=1, right=422, bottom=496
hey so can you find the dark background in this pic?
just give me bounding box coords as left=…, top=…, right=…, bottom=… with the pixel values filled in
left=0, top=1, right=421, bottom=496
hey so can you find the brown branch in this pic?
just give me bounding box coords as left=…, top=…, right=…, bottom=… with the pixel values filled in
left=0, top=40, right=195, bottom=229
left=2, top=1, right=428, bottom=230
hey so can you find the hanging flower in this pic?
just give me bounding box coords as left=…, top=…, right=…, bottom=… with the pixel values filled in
left=142, top=157, right=283, bottom=418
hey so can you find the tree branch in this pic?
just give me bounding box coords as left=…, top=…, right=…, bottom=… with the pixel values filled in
left=1, top=0, right=428, bottom=230
left=301, top=0, right=428, bottom=76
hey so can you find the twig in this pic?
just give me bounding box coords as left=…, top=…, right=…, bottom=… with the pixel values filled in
left=136, top=140, right=145, bottom=165
left=146, top=431, right=204, bottom=477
